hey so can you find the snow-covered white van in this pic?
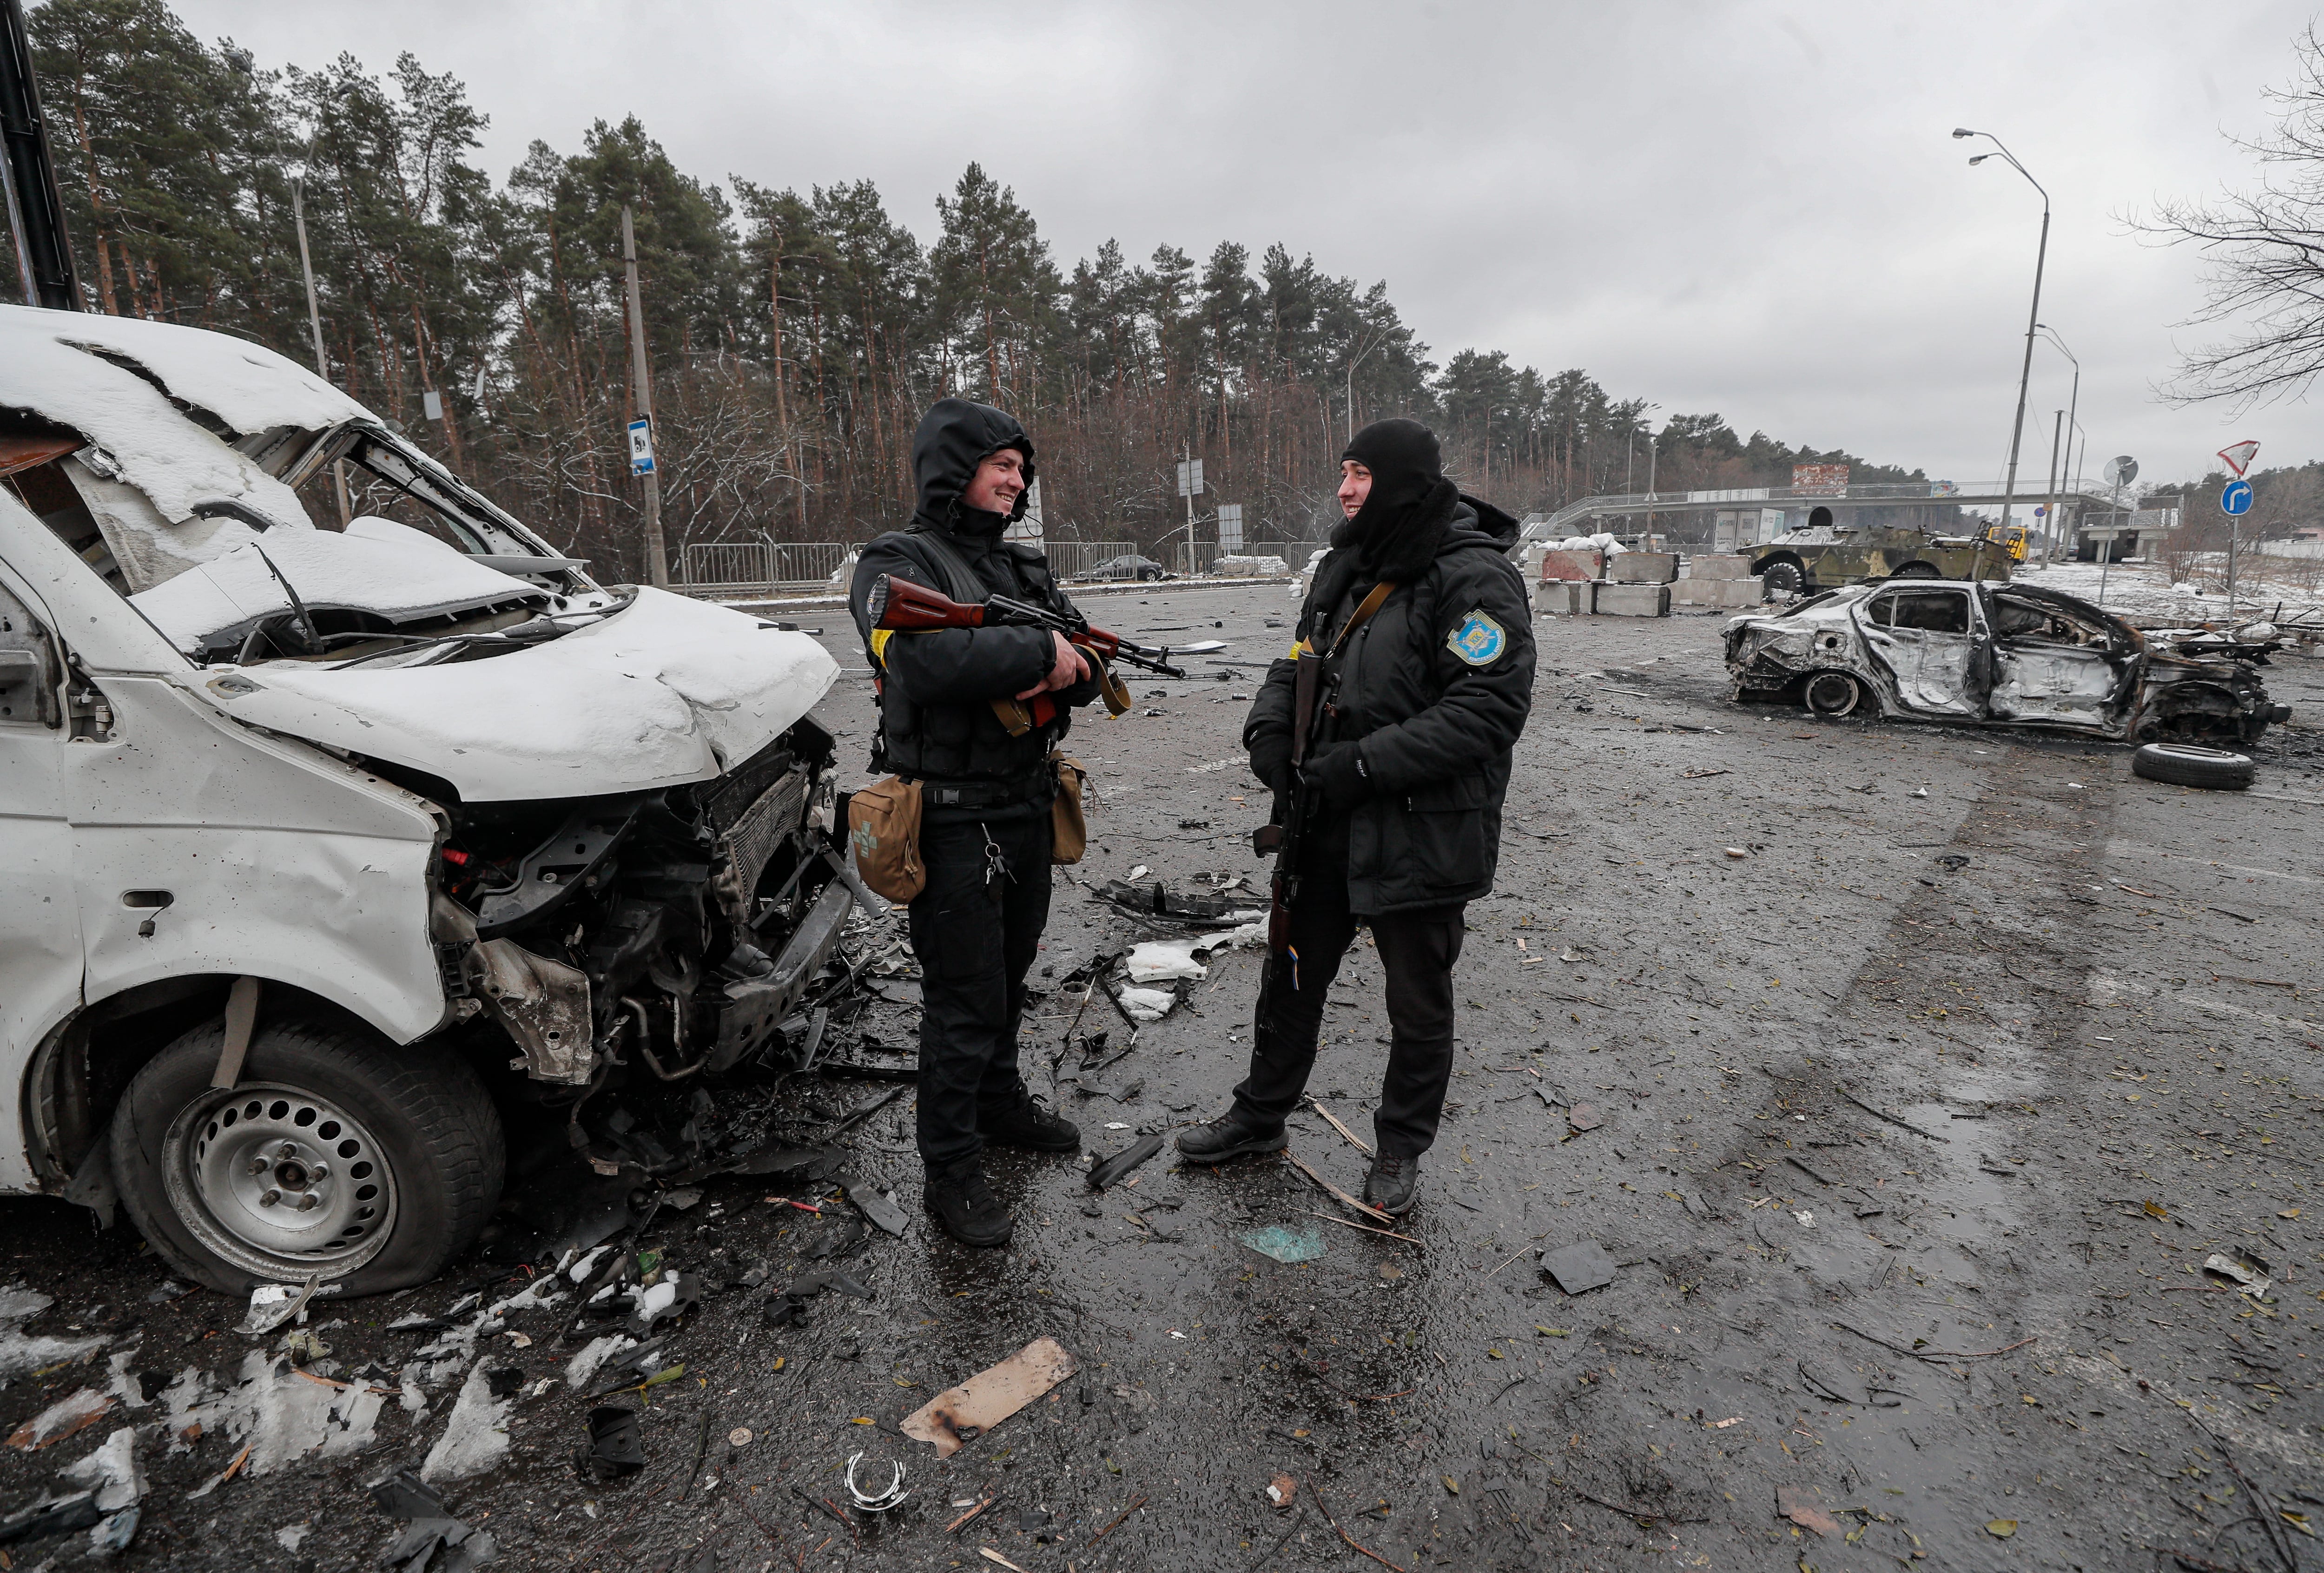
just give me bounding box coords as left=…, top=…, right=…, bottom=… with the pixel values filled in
left=0, top=304, right=850, bottom=1295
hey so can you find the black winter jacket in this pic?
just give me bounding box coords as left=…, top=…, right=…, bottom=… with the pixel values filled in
left=848, top=400, right=1099, bottom=803
left=1243, top=494, right=1535, bottom=915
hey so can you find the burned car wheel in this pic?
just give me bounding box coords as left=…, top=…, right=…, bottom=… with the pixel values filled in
left=1802, top=671, right=1863, bottom=717
left=2131, top=742, right=2256, bottom=792
left=109, top=1016, right=504, bottom=1297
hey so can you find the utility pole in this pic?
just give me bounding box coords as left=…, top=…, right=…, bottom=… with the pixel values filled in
left=291, top=175, right=352, bottom=527
left=622, top=205, right=669, bottom=588
left=1955, top=131, right=2049, bottom=546
left=2040, top=409, right=2062, bottom=568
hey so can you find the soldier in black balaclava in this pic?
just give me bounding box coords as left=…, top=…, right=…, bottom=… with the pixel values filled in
left=1177, top=418, right=1536, bottom=1216
left=848, top=399, right=1101, bottom=1247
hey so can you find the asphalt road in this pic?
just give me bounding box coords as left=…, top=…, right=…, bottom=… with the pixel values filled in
left=0, top=583, right=2317, bottom=1573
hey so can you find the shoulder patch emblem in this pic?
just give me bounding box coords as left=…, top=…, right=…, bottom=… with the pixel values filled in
left=1447, top=609, right=1507, bottom=666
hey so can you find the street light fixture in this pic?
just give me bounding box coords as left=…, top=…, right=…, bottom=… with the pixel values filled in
left=1955, top=127, right=2051, bottom=557
left=2034, top=322, right=2080, bottom=569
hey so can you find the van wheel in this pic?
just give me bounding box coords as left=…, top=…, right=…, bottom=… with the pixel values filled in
left=2131, top=742, right=2255, bottom=791
left=1803, top=671, right=1863, bottom=717
left=109, top=1015, right=503, bottom=1297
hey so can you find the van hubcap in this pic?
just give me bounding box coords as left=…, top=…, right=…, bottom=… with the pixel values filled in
left=163, top=1084, right=397, bottom=1275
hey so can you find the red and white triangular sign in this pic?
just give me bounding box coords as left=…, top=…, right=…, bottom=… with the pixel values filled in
left=2217, top=439, right=2261, bottom=477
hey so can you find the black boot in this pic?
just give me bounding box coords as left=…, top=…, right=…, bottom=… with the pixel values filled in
left=981, top=1089, right=1081, bottom=1152
left=923, top=1162, right=1013, bottom=1247
left=1364, top=1153, right=1419, bottom=1216
left=1175, top=1107, right=1287, bottom=1163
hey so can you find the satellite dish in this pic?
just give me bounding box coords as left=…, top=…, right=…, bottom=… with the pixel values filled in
left=2101, top=455, right=2139, bottom=487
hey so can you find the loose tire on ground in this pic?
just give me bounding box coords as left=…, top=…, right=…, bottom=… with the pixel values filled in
left=2130, top=742, right=2256, bottom=791
left=109, top=1015, right=503, bottom=1296
left=1761, top=560, right=1805, bottom=598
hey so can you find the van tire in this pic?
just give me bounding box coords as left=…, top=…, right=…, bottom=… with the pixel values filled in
left=2131, top=742, right=2255, bottom=791
left=109, top=1015, right=503, bottom=1297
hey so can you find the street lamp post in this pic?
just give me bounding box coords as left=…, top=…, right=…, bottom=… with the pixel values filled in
left=2034, top=322, right=2079, bottom=569
left=1955, top=129, right=2049, bottom=551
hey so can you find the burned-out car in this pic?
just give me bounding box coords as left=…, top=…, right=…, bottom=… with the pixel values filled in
left=0, top=304, right=860, bottom=1296
left=1723, top=579, right=2289, bottom=742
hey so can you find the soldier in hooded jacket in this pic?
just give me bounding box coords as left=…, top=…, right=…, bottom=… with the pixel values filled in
left=1178, top=418, right=1535, bottom=1215
left=848, top=398, right=1100, bottom=1246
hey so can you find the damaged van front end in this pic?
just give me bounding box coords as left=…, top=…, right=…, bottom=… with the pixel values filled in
left=0, top=304, right=854, bottom=1295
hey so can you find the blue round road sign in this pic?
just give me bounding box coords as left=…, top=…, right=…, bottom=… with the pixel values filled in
left=2222, top=479, right=2253, bottom=515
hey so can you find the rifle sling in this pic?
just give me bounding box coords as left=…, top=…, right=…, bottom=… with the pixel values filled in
left=1289, top=579, right=1395, bottom=769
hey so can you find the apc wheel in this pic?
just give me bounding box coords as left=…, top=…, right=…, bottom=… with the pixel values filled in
left=1761, top=560, right=1805, bottom=598
left=1802, top=671, right=1864, bottom=717
left=109, top=1015, right=504, bottom=1297
left=1889, top=562, right=1941, bottom=579
left=2131, top=742, right=2255, bottom=791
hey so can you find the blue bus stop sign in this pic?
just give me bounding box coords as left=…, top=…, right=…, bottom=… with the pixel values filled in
left=2222, top=479, right=2253, bottom=515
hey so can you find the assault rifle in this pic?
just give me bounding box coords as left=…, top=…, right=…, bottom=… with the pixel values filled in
left=865, top=574, right=1205, bottom=679
left=1251, top=643, right=1323, bottom=961
left=1250, top=580, right=1395, bottom=966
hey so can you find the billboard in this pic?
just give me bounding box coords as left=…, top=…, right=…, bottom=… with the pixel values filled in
left=1793, top=463, right=1848, bottom=495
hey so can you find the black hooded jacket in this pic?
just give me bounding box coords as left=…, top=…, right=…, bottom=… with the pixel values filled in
left=848, top=399, right=1099, bottom=804
left=1243, top=485, right=1535, bottom=915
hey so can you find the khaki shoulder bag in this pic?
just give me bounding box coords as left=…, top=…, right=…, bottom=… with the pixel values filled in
left=846, top=776, right=926, bottom=902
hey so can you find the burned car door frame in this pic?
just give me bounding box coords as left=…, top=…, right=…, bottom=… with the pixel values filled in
left=1855, top=584, right=1988, bottom=717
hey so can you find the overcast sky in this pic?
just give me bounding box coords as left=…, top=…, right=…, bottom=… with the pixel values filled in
left=166, top=0, right=2324, bottom=488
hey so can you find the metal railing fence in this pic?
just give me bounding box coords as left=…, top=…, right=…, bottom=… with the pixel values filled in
left=677, top=541, right=850, bottom=593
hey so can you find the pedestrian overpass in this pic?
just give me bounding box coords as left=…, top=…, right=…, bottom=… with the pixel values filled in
left=1523, top=480, right=2126, bottom=551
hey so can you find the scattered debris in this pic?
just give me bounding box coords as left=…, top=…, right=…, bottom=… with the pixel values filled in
left=844, top=1452, right=910, bottom=1513
left=1094, top=880, right=1262, bottom=928
left=1776, top=1484, right=1839, bottom=1537
left=1304, top=1096, right=1373, bottom=1155
left=840, top=1172, right=910, bottom=1237
left=1539, top=1241, right=1618, bottom=1296
left=1985, top=1519, right=2017, bottom=1539
left=422, top=1360, right=516, bottom=1484
left=1089, top=1133, right=1165, bottom=1191
left=579, top=1406, right=645, bottom=1481
left=368, top=1468, right=497, bottom=1572
left=1267, top=1474, right=1298, bottom=1508
left=901, top=1337, right=1080, bottom=1458
left=1565, top=1102, right=1602, bottom=1133
left=1240, top=1225, right=1327, bottom=1264
left=2203, top=1252, right=2273, bottom=1297
left=0, top=1290, right=103, bottom=1382
left=234, top=1275, right=321, bottom=1338
left=7, top=1389, right=112, bottom=1451
left=1282, top=1151, right=1394, bottom=1225
left=1116, top=987, right=1179, bottom=1024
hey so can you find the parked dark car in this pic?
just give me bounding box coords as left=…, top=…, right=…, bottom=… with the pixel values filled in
left=1077, top=554, right=1173, bottom=581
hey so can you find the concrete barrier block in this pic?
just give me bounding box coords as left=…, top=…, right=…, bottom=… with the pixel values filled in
left=1610, top=552, right=1679, bottom=584
left=1538, top=549, right=1604, bottom=582
left=1594, top=582, right=1671, bottom=617
left=1535, top=579, right=1589, bottom=615
left=1674, top=576, right=1765, bottom=607
left=1684, top=554, right=1753, bottom=580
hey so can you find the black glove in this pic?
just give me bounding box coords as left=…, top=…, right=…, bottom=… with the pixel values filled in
left=1248, top=737, right=1292, bottom=795
left=1301, top=742, right=1370, bottom=809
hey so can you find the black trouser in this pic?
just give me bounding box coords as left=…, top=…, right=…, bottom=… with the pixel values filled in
left=1230, top=823, right=1466, bottom=1159
left=908, top=805, right=1053, bottom=1173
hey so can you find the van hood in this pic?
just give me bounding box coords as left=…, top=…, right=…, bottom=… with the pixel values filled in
left=199, top=587, right=840, bottom=801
